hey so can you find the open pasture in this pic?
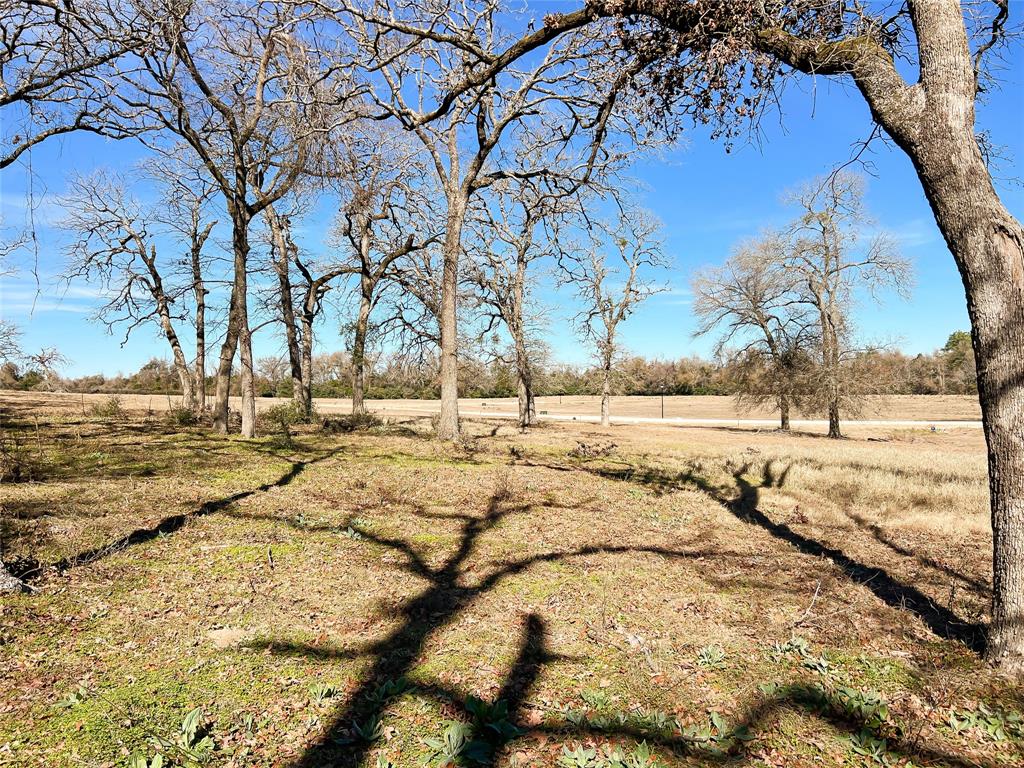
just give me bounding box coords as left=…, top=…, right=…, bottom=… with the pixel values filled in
left=1, top=391, right=1019, bottom=767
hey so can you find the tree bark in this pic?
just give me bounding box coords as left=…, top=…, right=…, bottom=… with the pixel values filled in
left=300, top=299, right=314, bottom=418
left=269, top=212, right=305, bottom=412
left=192, top=239, right=207, bottom=412
left=351, top=278, right=373, bottom=416
left=436, top=199, right=467, bottom=440
left=235, top=224, right=257, bottom=439
left=600, top=357, right=612, bottom=428
left=212, top=290, right=238, bottom=433
left=877, top=0, right=1024, bottom=670
left=779, top=392, right=790, bottom=431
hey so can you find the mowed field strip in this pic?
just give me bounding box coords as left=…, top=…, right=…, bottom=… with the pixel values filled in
left=25, top=392, right=985, bottom=431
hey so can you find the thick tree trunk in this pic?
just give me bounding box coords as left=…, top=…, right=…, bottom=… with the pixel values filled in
left=517, top=374, right=535, bottom=429
left=351, top=282, right=373, bottom=416
left=908, top=120, right=1024, bottom=672
left=436, top=200, right=466, bottom=440
left=779, top=393, right=791, bottom=431
left=212, top=301, right=238, bottom=433
left=226, top=209, right=256, bottom=439
left=882, top=0, right=1024, bottom=672
left=600, top=359, right=611, bottom=428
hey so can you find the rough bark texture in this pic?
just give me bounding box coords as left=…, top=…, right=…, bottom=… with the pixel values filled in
left=234, top=221, right=257, bottom=439
left=436, top=201, right=467, bottom=440
left=600, top=357, right=612, bottom=428
left=269, top=211, right=306, bottom=413
left=352, top=284, right=373, bottom=416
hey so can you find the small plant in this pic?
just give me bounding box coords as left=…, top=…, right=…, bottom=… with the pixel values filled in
left=580, top=689, right=612, bottom=711
left=835, top=687, right=890, bottom=730
left=259, top=401, right=315, bottom=442
left=132, top=706, right=215, bottom=768
left=89, top=395, right=126, bottom=419
left=557, top=745, right=598, bottom=768
left=309, top=682, right=339, bottom=704
left=948, top=702, right=1023, bottom=741
left=55, top=684, right=89, bottom=710
left=423, top=720, right=490, bottom=766
left=696, top=645, right=727, bottom=670
left=769, top=635, right=811, bottom=661
left=352, top=713, right=385, bottom=742
left=0, top=434, right=41, bottom=482
left=847, top=729, right=893, bottom=765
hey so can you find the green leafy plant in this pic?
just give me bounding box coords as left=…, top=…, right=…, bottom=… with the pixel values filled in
left=835, top=687, right=890, bottom=730
left=352, top=713, right=385, bottom=742
left=134, top=707, right=215, bottom=768
left=848, top=729, right=893, bottom=765
left=557, top=745, right=598, bottom=768
left=309, top=683, right=339, bottom=704
left=948, top=702, right=1024, bottom=741
left=696, top=645, right=727, bottom=670
left=580, top=689, right=612, bottom=710
left=423, top=720, right=490, bottom=766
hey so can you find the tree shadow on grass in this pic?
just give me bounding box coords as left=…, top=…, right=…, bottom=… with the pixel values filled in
left=18, top=445, right=345, bottom=580
left=237, top=480, right=723, bottom=768
left=222, top=463, right=1003, bottom=768
left=547, top=456, right=986, bottom=653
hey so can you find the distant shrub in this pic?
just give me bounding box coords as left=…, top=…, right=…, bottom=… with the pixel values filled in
left=88, top=396, right=125, bottom=420
left=321, top=413, right=383, bottom=434
left=165, top=404, right=199, bottom=427
left=259, top=401, right=318, bottom=442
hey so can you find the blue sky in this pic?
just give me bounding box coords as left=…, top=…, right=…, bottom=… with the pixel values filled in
left=2, top=18, right=1022, bottom=378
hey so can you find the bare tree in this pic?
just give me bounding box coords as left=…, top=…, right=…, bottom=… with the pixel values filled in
left=111, top=0, right=360, bottom=436
left=692, top=233, right=813, bottom=431
left=311, top=127, right=439, bottom=415
left=466, top=180, right=566, bottom=428
left=149, top=157, right=218, bottom=411
left=61, top=169, right=216, bottom=409
left=344, top=0, right=638, bottom=439
left=560, top=208, right=667, bottom=427
left=787, top=173, right=911, bottom=439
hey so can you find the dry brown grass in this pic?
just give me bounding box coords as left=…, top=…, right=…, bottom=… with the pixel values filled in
left=10, top=389, right=983, bottom=423
left=0, top=391, right=1017, bottom=768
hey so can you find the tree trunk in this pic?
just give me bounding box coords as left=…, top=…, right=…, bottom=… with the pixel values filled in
left=516, top=371, right=535, bottom=429
left=600, top=359, right=611, bottom=428
left=230, top=211, right=257, bottom=439
left=300, top=304, right=314, bottom=418
left=212, top=293, right=238, bottom=433
left=193, top=259, right=206, bottom=412
left=159, top=304, right=195, bottom=411
left=779, top=392, right=791, bottom=431
left=436, top=200, right=466, bottom=440
left=882, top=0, right=1024, bottom=671
left=269, top=210, right=305, bottom=412
left=351, top=280, right=373, bottom=416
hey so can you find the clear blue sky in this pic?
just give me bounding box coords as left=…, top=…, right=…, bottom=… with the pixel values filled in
left=1, top=17, right=1022, bottom=378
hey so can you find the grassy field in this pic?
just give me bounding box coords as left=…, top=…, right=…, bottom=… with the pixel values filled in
left=1, top=391, right=1019, bottom=768
left=29, top=391, right=984, bottom=423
